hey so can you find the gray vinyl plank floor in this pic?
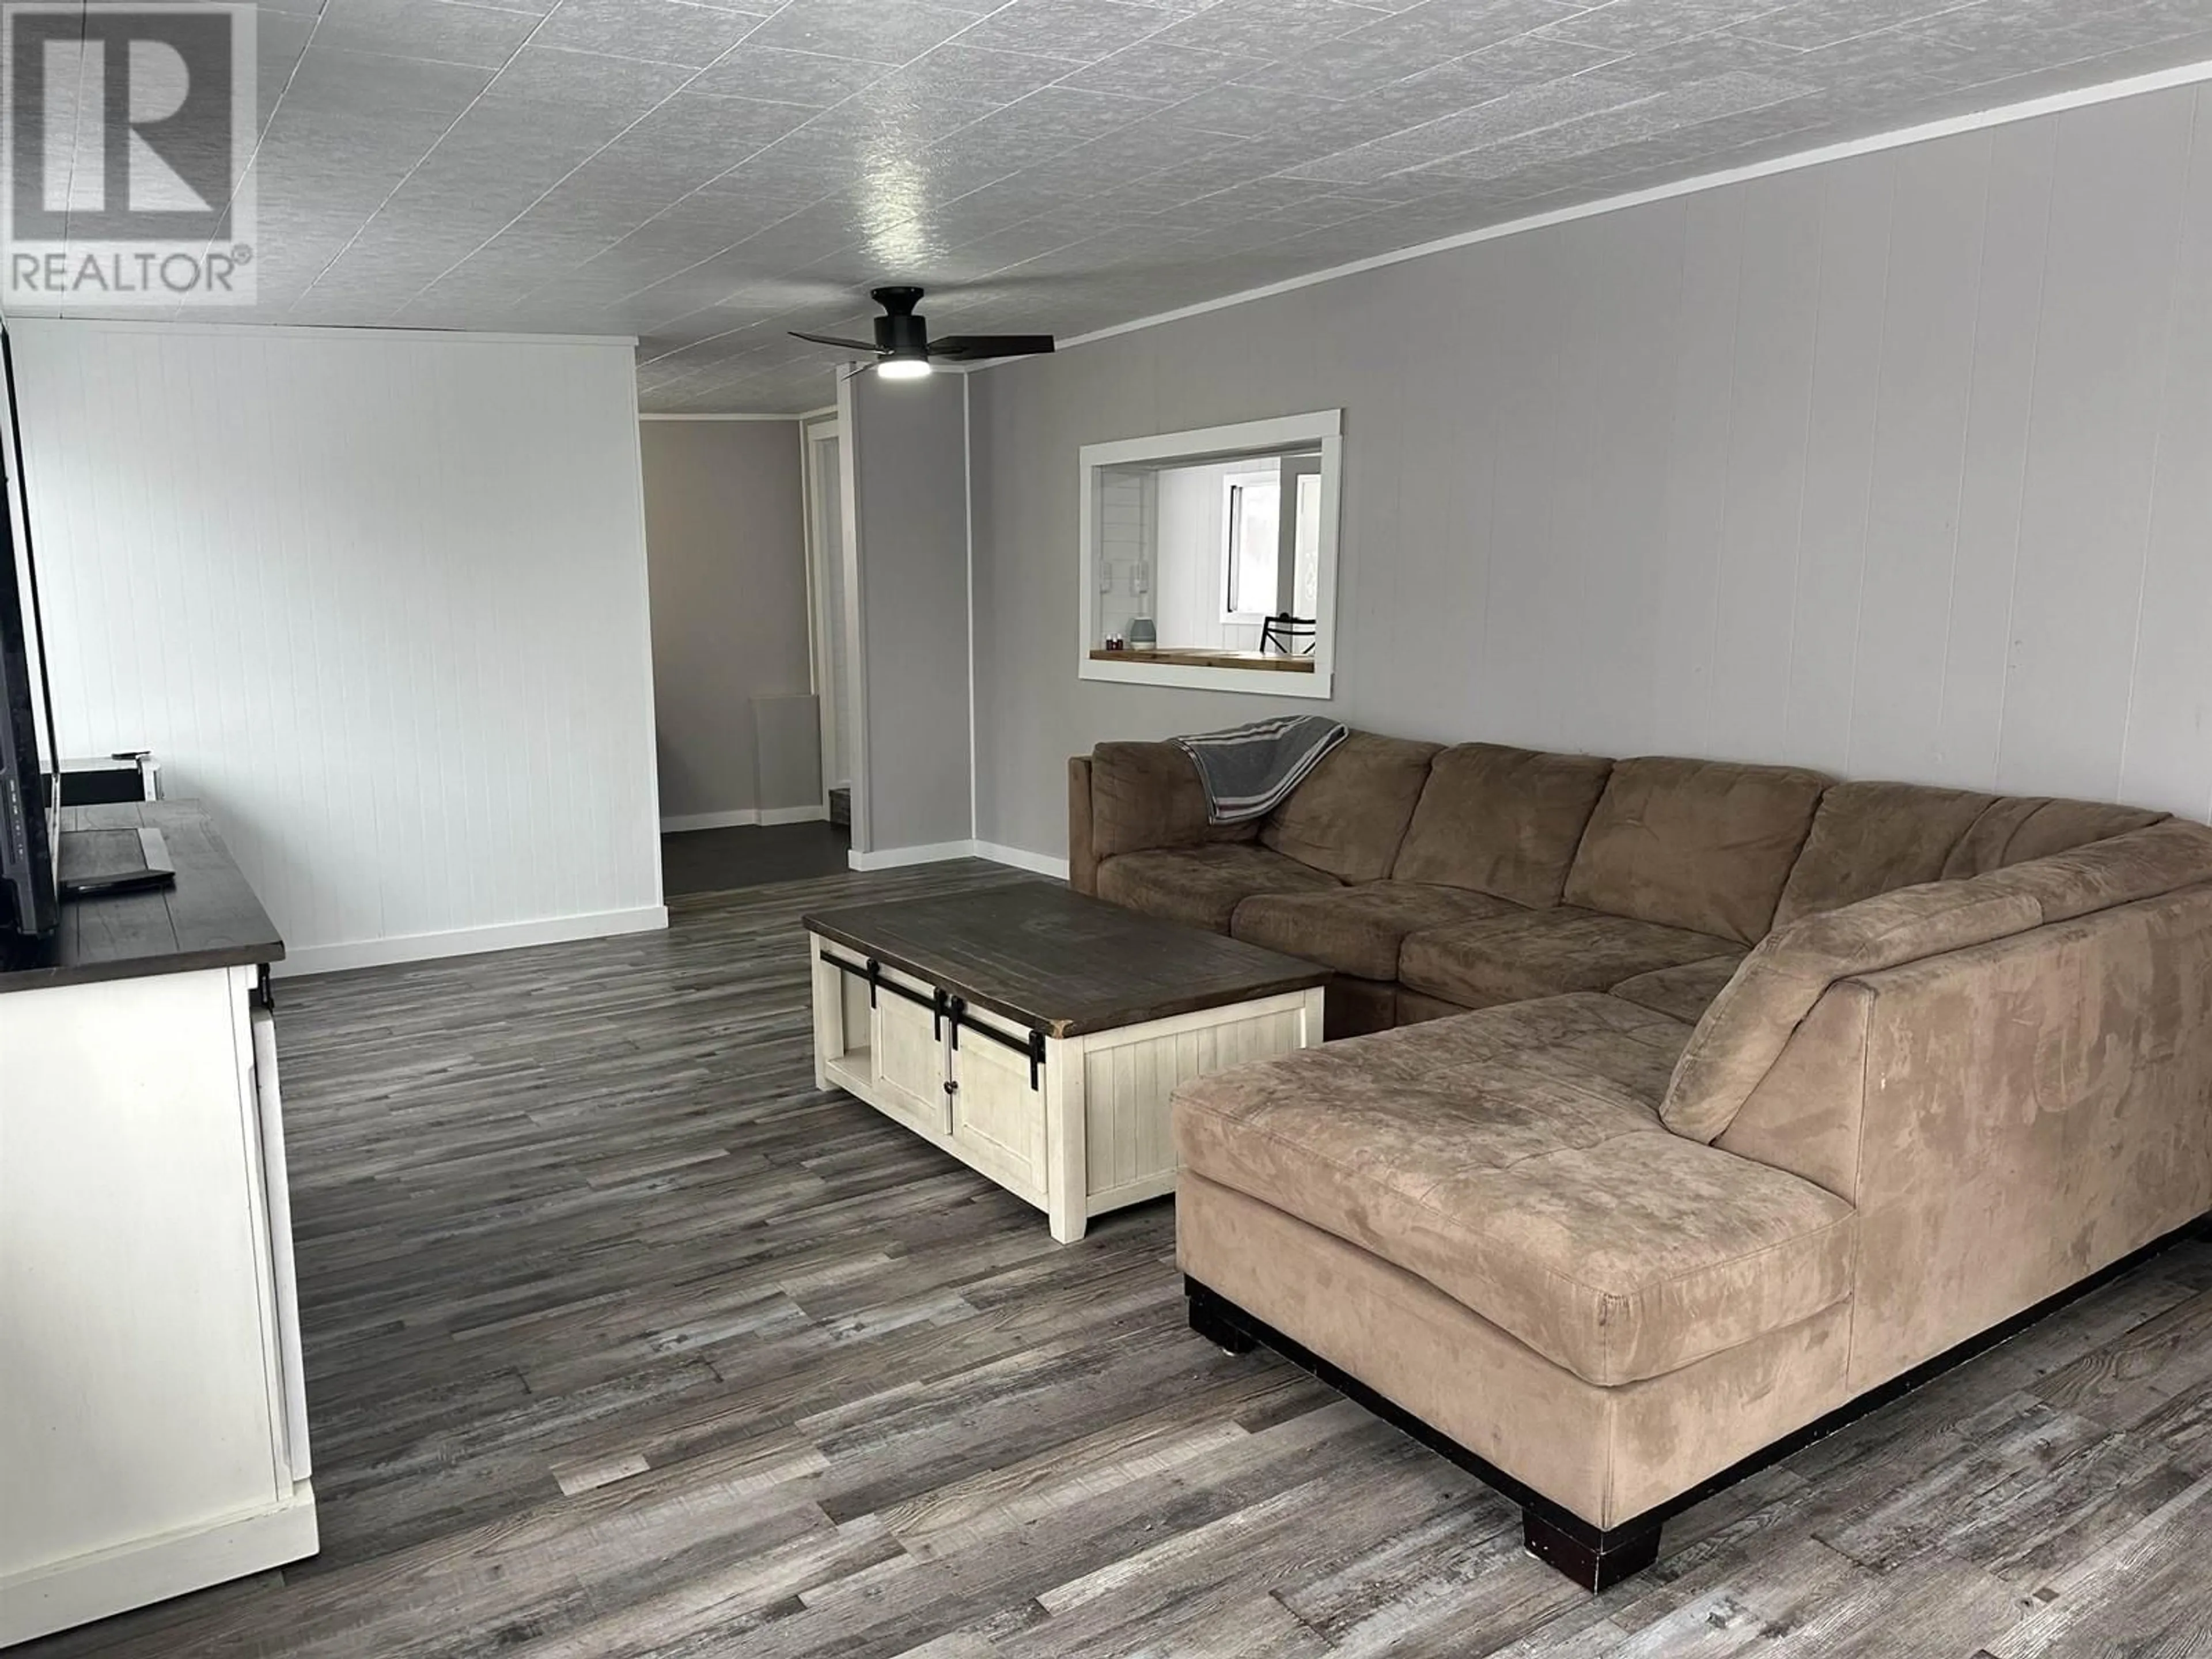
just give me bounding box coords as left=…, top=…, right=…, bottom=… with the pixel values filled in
left=26, top=860, right=2212, bottom=1657
left=661, top=821, right=853, bottom=895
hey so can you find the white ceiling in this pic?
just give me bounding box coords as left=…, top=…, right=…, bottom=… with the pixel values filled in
left=26, top=0, right=2212, bottom=411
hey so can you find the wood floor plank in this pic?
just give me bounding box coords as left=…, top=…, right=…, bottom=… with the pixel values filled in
left=19, top=859, right=2212, bottom=1659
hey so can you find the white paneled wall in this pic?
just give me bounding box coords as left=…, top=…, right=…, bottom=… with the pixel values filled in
left=11, top=321, right=664, bottom=972
left=1094, top=469, right=1149, bottom=643
left=968, top=81, right=2212, bottom=857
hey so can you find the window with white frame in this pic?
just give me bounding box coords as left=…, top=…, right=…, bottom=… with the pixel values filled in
left=1077, top=410, right=1344, bottom=699
left=1221, top=470, right=1282, bottom=620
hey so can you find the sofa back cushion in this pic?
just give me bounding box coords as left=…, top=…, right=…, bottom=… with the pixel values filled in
left=1941, top=796, right=2167, bottom=878
left=1773, top=781, right=1996, bottom=927
left=1390, top=744, right=1614, bottom=908
left=1562, top=757, right=1830, bottom=945
left=1260, top=732, right=1442, bottom=882
left=1660, top=877, right=2047, bottom=1142
left=1974, top=819, right=2212, bottom=924
left=1090, top=740, right=1257, bottom=861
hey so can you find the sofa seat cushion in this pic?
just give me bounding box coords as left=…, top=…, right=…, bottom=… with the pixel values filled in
left=1610, top=953, right=1748, bottom=1025
left=1096, top=844, right=1339, bottom=933
left=1173, top=994, right=1857, bottom=1385
left=1232, top=882, right=1525, bottom=980
left=1399, top=907, right=1736, bottom=1010
left=1565, top=757, right=1830, bottom=944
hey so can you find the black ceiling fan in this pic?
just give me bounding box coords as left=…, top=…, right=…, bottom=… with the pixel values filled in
left=790, top=286, right=1054, bottom=380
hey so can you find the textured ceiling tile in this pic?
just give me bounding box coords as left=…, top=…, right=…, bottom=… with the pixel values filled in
left=533, top=0, right=767, bottom=66
left=873, top=44, right=1090, bottom=103
left=1791, top=25, right=1986, bottom=90
left=402, top=91, right=637, bottom=205
left=1037, top=118, right=1262, bottom=184
left=953, top=0, right=1177, bottom=62
left=313, top=0, right=544, bottom=68
left=1157, top=0, right=1399, bottom=57
left=256, top=12, right=316, bottom=133
left=704, top=123, right=874, bottom=189
left=1335, top=0, right=1592, bottom=57
left=1593, top=29, right=1810, bottom=92
left=487, top=44, right=697, bottom=109
left=744, top=0, right=983, bottom=65
left=1281, top=70, right=1645, bottom=180
left=1342, top=33, right=1631, bottom=122
left=1149, top=81, right=1358, bottom=135
left=1421, top=70, right=1814, bottom=176
left=527, top=161, right=694, bottom=240
left=1539, top=0, right=1792, bottom=52
left=605, top=194, right=798, bottom=264
left=209, top=0, right=2212, bottom=409
left=1225, top=37, right=1441, bottom=97
left=1059, top=38, right=1271, bottom=97
left=283, top=44, right=497, bottom=115
left=1904, top=1, right=2078, bottom=54
left=688, top=46, right=888, bottom=106
left=257, top=107, right=457, bottom=214
left=940, top=215, right=1096, bottom=270
left=622, top=91, right=818, bottom=167
left=719, top=199, right=880, bottom=268
left=935, top=85, right=1160, bottom=160
left=796, top=80, right=1002, bottom=148
left=1734, top=0, right=1983, bottom=50
left=899, top=141, right=1030, bottom=200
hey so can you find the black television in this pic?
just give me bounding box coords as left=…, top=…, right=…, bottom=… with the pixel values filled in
left=0, top=326, right=59, bottom=956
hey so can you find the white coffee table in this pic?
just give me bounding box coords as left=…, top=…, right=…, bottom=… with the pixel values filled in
left=804, top=885, right=1328, bottom=1242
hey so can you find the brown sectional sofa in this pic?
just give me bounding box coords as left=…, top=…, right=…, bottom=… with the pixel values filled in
left=1067, top=734, right=2212, bottom=1586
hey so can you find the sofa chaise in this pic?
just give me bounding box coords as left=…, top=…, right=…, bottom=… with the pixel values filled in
left=1067, top=735, right=2212, bottom=1586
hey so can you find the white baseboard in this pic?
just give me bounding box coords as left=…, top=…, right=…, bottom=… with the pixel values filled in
left=661, top=808, right=759, bottom=832
left=847, top=839, right=1070, bottom=879
left=1, top=1481, right=317, bottom=1646
left=661, top=805, right=832, bottom=831
left=848, top=840, right=979, bottom=872
left=275, top=906, right=669, bottom=978
left=974, top=841, right=1071, bottom=881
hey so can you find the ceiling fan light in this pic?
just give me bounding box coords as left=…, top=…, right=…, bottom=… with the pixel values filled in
left=876, top=355, right=933, bottom=380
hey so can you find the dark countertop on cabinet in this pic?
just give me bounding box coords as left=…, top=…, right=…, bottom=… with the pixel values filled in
left=0, top=800, right=284, bottom=994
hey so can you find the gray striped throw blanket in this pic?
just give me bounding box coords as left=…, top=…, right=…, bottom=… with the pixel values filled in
left=1174, top=716, right=1349, bottom=824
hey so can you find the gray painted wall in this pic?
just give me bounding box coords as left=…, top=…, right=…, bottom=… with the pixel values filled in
left=640, top=419, right=812, bottom=821
left=968, top=81, right=2212, bottom=862
left=851, top=372, right=974, bottom=853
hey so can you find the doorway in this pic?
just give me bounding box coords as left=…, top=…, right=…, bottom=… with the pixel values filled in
left=802, top=414, right=854, bottom=831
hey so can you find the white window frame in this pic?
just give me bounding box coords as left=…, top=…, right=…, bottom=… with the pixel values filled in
left=1077, top=409, right=1343, bottom=701
left=1219, top=469, right=1282, bottom=623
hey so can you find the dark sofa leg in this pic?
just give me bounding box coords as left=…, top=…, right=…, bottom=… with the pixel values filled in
left=1186, top=1279, right=1256, bottom=1354
left=1522, top=1507, right=1662, bottom=1592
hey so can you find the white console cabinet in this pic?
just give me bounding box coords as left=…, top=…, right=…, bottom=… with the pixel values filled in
left=0, top=806, right=314, bottom=1647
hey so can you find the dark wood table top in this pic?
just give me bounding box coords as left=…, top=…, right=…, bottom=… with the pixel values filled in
left=803, top=883, right=1328, bottom=1039
left=0, top=800, right=285, bottom=994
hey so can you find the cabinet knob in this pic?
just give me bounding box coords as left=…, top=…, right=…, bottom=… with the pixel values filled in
left=943, top=1080, right=959, bottom=1096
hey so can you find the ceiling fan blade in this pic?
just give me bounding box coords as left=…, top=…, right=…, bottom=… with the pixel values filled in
left=789, top=331, right=881, bottom=353
left=927, top=334, right=1055, bottom=361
